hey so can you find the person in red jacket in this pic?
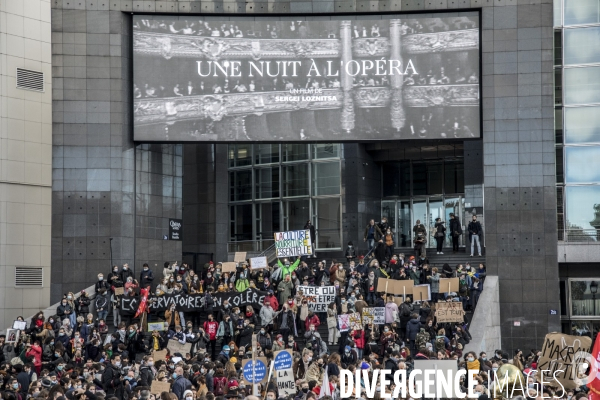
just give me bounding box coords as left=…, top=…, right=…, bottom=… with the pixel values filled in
left=26, top=341, right=43, bottom=374
left=351, top=329, right=365, bottom=360
left=304, top=311, right=320, bottom=332
left=203, top=313, right=219, bottom=360
left=264, top=290, right=279, bottom=311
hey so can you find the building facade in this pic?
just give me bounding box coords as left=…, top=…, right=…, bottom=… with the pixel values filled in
left=0, top=0, right=574, bottom=352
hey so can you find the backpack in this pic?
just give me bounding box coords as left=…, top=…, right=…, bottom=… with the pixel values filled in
left=400, top=303, right=411, bottom=317
left=415, top=330, right=430, bottom=350
left=214, top=376, right=227, bottom=396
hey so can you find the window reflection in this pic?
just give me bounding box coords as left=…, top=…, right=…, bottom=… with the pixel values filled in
left=565, top=147, right=600, bottom=184
left=565, top=27, right=600, bottom=65
left=565, top=186, right=600, bottom=231
left=565, top=0, right=600, bottom=26
left=565, top=107, right=600, bottom=144
left=565, top=67, right=600, bottom=105
left=570, top=280, right=600, bottom=317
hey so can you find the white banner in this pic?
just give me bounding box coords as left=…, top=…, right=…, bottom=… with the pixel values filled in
left=250, top=256, right=268, bottom=269
left=297, top=285, right=336, bottom=312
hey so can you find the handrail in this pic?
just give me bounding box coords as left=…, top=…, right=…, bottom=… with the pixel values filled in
left=560, top=229, right=600, bottom=243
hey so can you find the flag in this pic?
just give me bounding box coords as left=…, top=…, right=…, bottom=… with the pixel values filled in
left=588, top=333, right=600, bottom=400
left=319, top=370, right=331, bottom=399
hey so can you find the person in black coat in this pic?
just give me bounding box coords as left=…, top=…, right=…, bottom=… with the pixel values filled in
left=102, top=355, right=124, bottom=399
left=449, top=213, right=462, bottom=253
left=120, top=264, right=134, bottom=284
left=139, top=263, right=154, bottom=290
left=77, top=291, right=91, bottom=315
left=344, top=242, right=357, bottom=262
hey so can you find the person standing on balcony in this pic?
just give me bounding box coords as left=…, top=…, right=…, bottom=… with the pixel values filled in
left=364, top=219, right=383, bottom=253
left=468, top=215, right=483, bottom=257
left=449, top=213, right=462, bottom=254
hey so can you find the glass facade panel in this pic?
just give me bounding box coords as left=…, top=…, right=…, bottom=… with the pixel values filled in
left=312, top=144, right=340, bottom=159
left=397, top=201, right=412, bottom=247
left=228, top=144, right=252, bottom=168
left=555, top=69, right=563, bottom=105
left=565, top=147, right=600, bottom=184
left=312, top=162, right=341, bottom=196
left=382, top=161, right=411, bottom=197
left=283, top=144, right=309, bottom=162
left=565, top=185, right=600, bottom=230
left=565, top=27, right=600, bottom=65
left=229, top=170, right=252, bottom=201
left=283, top=164, right=309, bottom=197
left=427, top=198, right=444, bottom=248
left=554, top=0, right=562, bottom=27
left=565, top=106, right=600, bottom=144
left=570, top=280, right=600, bottom=317
left=314, top=198, right=342, bottom=249
left=444, top=162, right=465, bottom=194
left=564, top=0, right=600, bottom=26
left=413, top=162, right=443, bottom=195
left=555, top=108, right=564, bottom=144
left=256, top=202, right=280, bottom=240
left=284, top=199, right=310, bottom=232
left=564, top=66, right=600, bottom=105
left=255, top=167, right=280, bottom=199
left=555, top=30, right=562, bottom=66
left=230, top=204, right=253, bottom=241
left=381, top=201, right=396, bottom=230
left=255, top=144, right=280, bottom=164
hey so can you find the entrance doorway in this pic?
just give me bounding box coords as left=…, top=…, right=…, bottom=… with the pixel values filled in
left=381, top=196, right=465, bottom=248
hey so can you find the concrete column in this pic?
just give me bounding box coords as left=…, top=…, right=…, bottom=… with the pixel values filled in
left=339, top=21, right=355, bottom=133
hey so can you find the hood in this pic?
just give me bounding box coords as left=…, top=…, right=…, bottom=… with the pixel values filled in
left=408, top=319, right=421, bottom=325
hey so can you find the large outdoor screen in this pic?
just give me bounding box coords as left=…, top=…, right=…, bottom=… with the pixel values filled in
left=133, top=13, right=480, bottom=142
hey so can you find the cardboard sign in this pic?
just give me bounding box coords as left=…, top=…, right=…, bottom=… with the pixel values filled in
left=376, top=278, right=414, bottom=295
left=537, top=333, right=592, bottom=389
left=274, top=230, right=313, bottom=257
left=151, top=380, right=171, bottom=395
left=274, top=350, right=295, bottom=396
left=362, top=307, right=385, bottom=325
left=297, top=285, right=336, bottom=312
left=234, top=252, right=247, bottom=263
left=153, top=349, right=168, bottom=361
left=413, top=284, right=431, bottom=302
left=435, top=302, right=465, bottom=323
left=250, top=256, right=268, bottom=269
left=439, top=277, right=459, bottom=293
left=221, top=262, right=237, bottom=273
left=167, top=339, right=192, bottom=355
left=114, top=287, right=125, bottom=296
left=148, top=322, right=166, bottom=332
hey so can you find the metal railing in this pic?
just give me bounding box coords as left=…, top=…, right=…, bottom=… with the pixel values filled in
left=560, top=229, right=600, bottom=243
left=227, top=239, right=276, bottom=253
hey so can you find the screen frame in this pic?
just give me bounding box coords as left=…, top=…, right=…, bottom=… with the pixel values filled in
left=130, top=9, right=483, bottom=144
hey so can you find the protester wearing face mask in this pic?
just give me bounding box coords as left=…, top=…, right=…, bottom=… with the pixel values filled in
left=293, top=348, right=314, bottom=380
left=139, top=263, right=154, bottom=290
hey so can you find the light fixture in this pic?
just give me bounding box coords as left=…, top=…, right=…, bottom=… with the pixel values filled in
left=591, top=281, right=598, bottom=294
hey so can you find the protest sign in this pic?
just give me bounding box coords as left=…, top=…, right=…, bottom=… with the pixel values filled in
left=114, top=287, right=125, bottom=296
left=167, top=340, right=192, bottom=355
left=12, top=320, right=26, bottom=330
left=250, top=256, right=268, bottom=270
left=376, top=278, right=414, bottom=295
left=338, top=314, right=350, bottom=332
left=439, top=277, right=459, bottom=293
left=348, top=312, right=362, bottom=330
left=297, top=285, right=336, bottom=312
left=435, top=302, right=465, bottom=323
left=242, top=358, right=268, bottom=384
left=221, top=262, right=237, bottom=273
left=274, top=230, right=313, bottom=257
left=148, top=322, right=166, bottom=332
left=151, top=381, right=171, bottom=395
left=234, top=252, right=247, bottom=263
left=537, top=333, right=592, bottom=389
left=362, top=307, right=385, bottom=325
left=122, top=288, right=268, bottom=315
left=6, top=329, right=19, bottom=344
left=274, top=350, right=296, bottom=396
left=153, top=349, right=168, bottom=361
left=413, top=284, right=431, bottom=302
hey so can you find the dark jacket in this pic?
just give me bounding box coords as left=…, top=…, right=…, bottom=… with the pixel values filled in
left=139, top=269, right=154, bottom=289
left=406, top=318, right=422, bottom=341
left=95, top=294, right=109, bottom=313
left=172, top=375, right=192, bottom=400
left=77, top=296, right=91, bottom=315
left=238, top=326, right=254, bottom=349
left=102, top=364, right=124, bottom=398
left=304, top=223, right=316, bottom=244
left=120, top=268, right=134, bottom=283
left=467, top=220, right=482, bottom=240
left=95, top=280, right=110, bottom=293
left=450, top=217, right=462, bottom=236
left=345, top=246, right=357, bottom=259
left=363, top=224, right=383, bottom=241
left=56, top=303, right=73, bottom=319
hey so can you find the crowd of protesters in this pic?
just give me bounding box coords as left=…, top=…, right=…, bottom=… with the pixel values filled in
left=1, top=217, right=570, bottom=400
